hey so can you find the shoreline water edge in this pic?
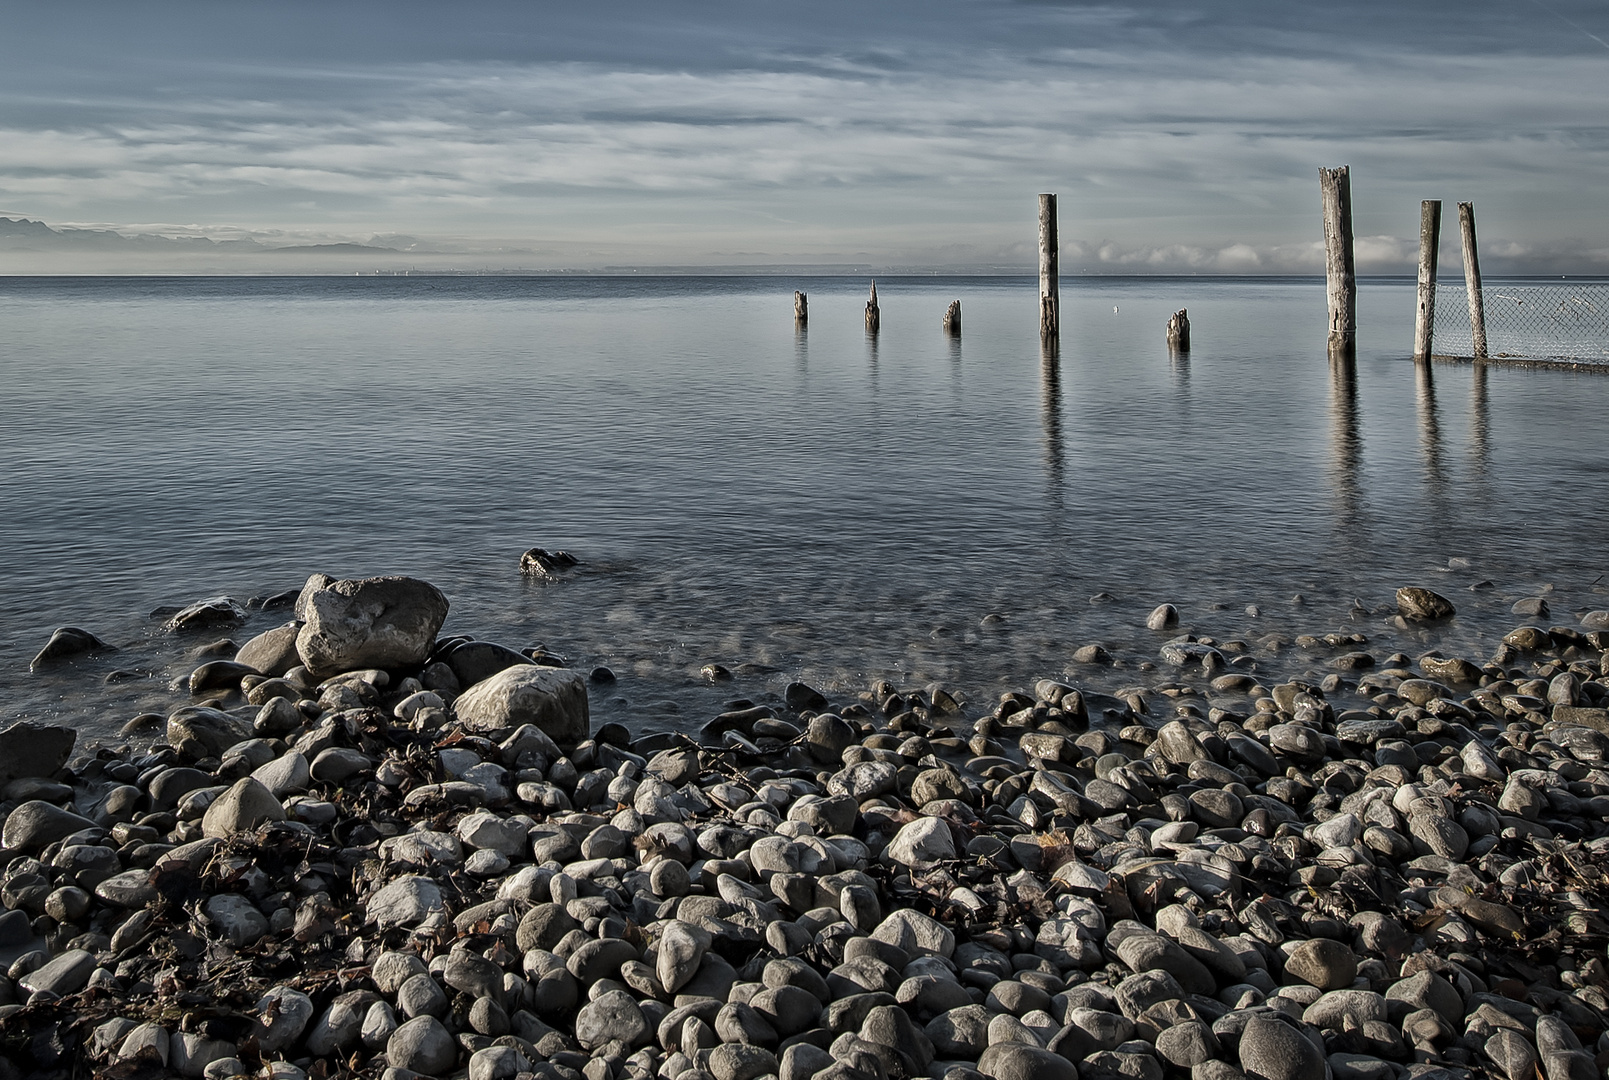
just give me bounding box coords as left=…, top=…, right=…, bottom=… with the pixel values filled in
left=0, top=570, right=1606, bottom=1080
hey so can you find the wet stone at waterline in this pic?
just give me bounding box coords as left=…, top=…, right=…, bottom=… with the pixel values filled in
left=0, top=570, right=1605, bottom=1080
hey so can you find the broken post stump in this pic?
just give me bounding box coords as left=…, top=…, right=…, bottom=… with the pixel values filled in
left=943, top=300, right=961, bottom=336
left=1459, top=202, right=1487, bottom=360
left=794, top=290, right=808, bottom=327
left=1039, top=193, right=1059, bottom=341
left=1319, top=165, right=1356, bottom=358
left=1166, top=309, right=1190, bottom=352
left=865, top=280, right=880, bottom=334
left=1413, top=200, right=1441, bottom=361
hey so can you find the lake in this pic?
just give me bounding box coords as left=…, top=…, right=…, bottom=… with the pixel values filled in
left=3, top=274, right=1606, bottom=741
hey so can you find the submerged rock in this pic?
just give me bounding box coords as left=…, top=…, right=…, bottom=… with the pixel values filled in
left=29, top=627, right=113, bottom=671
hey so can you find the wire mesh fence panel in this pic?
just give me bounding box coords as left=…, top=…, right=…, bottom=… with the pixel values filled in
left=1432, top=282, right=1609, bottom=362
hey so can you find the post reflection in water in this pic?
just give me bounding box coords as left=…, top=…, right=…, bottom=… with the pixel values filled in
left=794, top=326, right=808, bottom=378
left=1329, top=353, right=1364, bottom=533
left=1470, top=361, right=1490, bottom=478
left=1415, top=360, right=1446, bottom=499
left=1168, top=344, right=1190, bottom=415
left=1041, top=341, right=1065, bottom=512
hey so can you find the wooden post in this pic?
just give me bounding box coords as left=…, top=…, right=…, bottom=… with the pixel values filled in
left=865, top=280, right=880, bottom=334
left=1413, top=200, right=1441, bottom=361
left=1166, top=309, right=1190, bottom=352
left=943, top=300, right=961, bottom=336
left=1039, top=194, right=1059, bottom=341
left=1459, top=202, right=1487, bottom=359
left=794, top=290, right=808, bottom=327
left=1319, top=166, right=1355, bottom=357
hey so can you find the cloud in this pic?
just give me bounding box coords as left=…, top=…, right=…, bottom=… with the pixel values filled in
left=1, top=2, right=1607, bottom=269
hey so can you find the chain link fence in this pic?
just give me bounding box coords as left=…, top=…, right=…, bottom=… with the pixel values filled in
left=1432, top=281, right=1609, bottom=363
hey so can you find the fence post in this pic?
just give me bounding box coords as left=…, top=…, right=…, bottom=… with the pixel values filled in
left=794, top=291, right=808, bottom=327
left=865, top=280, right=880, bottom=334
left=1413, top=200, right=1441, bottom=361
left=1458, top=202, right=1487, bottom=359
left=1039, top=194, right=1059, bottom=342
left=1319, top=166, right=1356, bottom=358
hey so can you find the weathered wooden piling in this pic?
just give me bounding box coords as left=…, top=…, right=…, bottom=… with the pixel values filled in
left=1039, top=194, right=1059, bottom=341
left=1166, top=309, right=1190, bottom=352
left=943, top=300, right=961, bottom=336
left=865, top=280, right=880, bottom=334
left=1413, top=200, right=1441, bottom=361
left=1319, top=166, right=1356, bottom=358
left=1459, top=202, right=1488, bottom=360
left=794, top=290, right=808, bottom=327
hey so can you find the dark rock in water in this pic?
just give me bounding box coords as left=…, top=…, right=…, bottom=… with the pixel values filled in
left=453, top=665, right=590, bottom=747
left=119, top=712, right=164, bottom=734
left=1146, top=604, right=1180, bottom=630
left=186, top=638, right=238, bottom=661
left=295, top=574, right=449, bottom=678
left=785, top=682, right=828, bottom=712
left=188, top=660, right=258, bottom=694
left=0, top=722, right=75, bottom=784
left=253, top=588, right=301, bottom=610
left=1396, top=587, right=1454, bottom=621
left=29, top=627, right=114, bottom=671
left=164, top=597, right=247, bottom=632
left=590, top=666, right=617, bottom=683
left=234, top=622, right=302, bottom=677
left=443, top=640, right=534, bottom=688
left=520, top=547, right=580, bottom=576
left=1512, top=597, right=1550, bottom=619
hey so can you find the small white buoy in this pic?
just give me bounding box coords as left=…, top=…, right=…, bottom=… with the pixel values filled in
left=1113, top=305, right=1119, bottom=314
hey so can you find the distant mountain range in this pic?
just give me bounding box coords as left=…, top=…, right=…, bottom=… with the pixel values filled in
left=0, top=216, right=399, bottom=254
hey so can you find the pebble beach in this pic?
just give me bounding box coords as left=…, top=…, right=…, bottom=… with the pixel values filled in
left=1, top=566, right=1607, bottom=1080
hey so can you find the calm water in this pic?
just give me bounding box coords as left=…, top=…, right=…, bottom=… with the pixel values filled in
left=3, top=275, right=1607, bottom=742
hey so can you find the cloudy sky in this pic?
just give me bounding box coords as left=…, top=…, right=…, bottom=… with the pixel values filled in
left=2, top=1, right=1607, bottom=271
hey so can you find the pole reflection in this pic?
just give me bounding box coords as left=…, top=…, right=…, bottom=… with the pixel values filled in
left=1415, top=360, right=1446, bottom=498
left=1169, top=344, right=1190, bottom=413
left=1042, top=340, right=1066, bottom=512
left=794, top=326, right=808, bottom=379
left=1470, top=361, right=1490, bottom=478
left=1329, top=353, right=1364, bottom=532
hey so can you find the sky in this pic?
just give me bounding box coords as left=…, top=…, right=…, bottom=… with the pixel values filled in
left=2, top=0, right=1608, bottom=273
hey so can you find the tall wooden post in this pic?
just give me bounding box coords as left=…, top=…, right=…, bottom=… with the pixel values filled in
left=1319, top=166, right=1356, bottom=357
left=865, top=280, right=880, bottom=333
left=1413, top=201, right=1441, bottom=361
left=794, top=291, right=808, bottom=327
left=943, top=300, right=961, bottom=336
left=1039, top=194, right=1059, bottom=341
left=1459, top=202, right=1487, bottom=359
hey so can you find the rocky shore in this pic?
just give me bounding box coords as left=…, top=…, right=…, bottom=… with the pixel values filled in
left=2, top=571, right=1608, bottom=1080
